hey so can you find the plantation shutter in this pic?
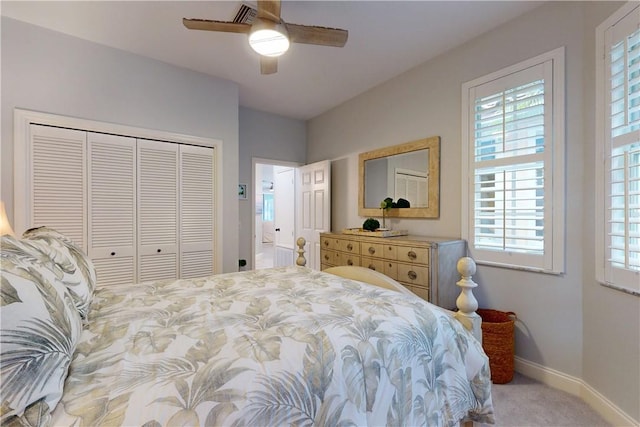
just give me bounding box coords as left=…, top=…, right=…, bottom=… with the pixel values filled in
left=137, top=140, right=179, bottom=282
left=179, top=144, right=214, bottom=278
left=29, top=125, right=87, bottom=249
left=88, top=132, right=137, bottom=287
left=468, top=60, right=553, bottom=270
left=604, top=9, right=640, bottom=290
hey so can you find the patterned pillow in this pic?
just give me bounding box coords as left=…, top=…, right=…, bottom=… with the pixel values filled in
left=0, top=235, right=83, bottom=422
left=22, top=227, right=97, bottom=319
left=1, top=235, right=92, bottom=319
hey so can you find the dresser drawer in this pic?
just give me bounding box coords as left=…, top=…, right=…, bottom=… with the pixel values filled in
left=397, top=247, right=430, bottom=265
left=405, top=284, right=429, bottom=301
left=361, top=242, right=384, bottom=258
left=384, top=261, right=398, bottom=280
left=339, top=253, right=361, bottom=267
left=321, top=236, right=341, bottom=251
left=321, top=249, right=340, bottom=266
left=361, top=257, right=385, bottom=273
left=339, top=239, right=360, bottom=254
left=383, top=244, right=398, bottom=260
left=397, top=263, right=429, bottom=286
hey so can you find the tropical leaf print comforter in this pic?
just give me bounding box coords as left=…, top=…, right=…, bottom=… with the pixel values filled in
left=50, top=266, right=494, bottom=426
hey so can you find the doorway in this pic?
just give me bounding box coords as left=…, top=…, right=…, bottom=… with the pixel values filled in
left=253, top=159, right=299, bottom=270
left=252, top=158, right=331, bottom=271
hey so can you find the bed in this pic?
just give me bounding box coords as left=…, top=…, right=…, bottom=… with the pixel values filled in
left=1, top=228, right=494, bottom=427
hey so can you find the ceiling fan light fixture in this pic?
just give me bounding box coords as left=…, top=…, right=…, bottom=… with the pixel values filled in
left=249, top=18, right=289, bottom=57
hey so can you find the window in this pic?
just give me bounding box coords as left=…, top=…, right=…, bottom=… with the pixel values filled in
left=462, top=48, right=565, bottom=273
left=596, top=3, right=640, bottom=294
left=262, top=193, right=274, bottom=222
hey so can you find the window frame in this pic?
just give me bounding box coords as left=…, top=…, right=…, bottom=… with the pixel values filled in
left=461, top=47, right=566, bottom=274
left=595, top=2, right=640, bottom=295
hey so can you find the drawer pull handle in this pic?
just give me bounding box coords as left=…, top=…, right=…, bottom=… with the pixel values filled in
left=408, top=271, right=417, bottom=280
left=347, top=243, right=353, bottom=251
left=157, top=249, right=162, bottom=253
left=408, top=251, right=417, bottom=260
left=347, top=259, right=353, bottom=266
left=324, top=254, right=330, bottom=260
left=368, top=247, right=375, bottom=255
left=111, top=252, right=116, bottom=256
left=368, top=264, right=376, bottom=270
left=324, top=240, right=329, bottom=246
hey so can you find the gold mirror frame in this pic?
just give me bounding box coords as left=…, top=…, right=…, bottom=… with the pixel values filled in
left=358, top=136, right=440, bottom=219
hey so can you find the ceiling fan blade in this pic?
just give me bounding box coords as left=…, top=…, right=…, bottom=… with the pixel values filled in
left=286, top=24, right=348, bottom=47
left=260, top=56, right=278, bottom=75
left=183, top=18, right=251, bottom=34
left=257, top=0, right=281, bottom=21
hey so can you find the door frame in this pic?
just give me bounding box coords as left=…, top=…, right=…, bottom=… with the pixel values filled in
left=251, top=157, right=301, bottom=269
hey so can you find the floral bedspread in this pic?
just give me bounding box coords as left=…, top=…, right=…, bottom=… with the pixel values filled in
left=51, top=266, right=494, bottom=426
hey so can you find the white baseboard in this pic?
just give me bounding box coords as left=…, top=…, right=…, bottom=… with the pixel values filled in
left=515, top=356, right=639, bottom=427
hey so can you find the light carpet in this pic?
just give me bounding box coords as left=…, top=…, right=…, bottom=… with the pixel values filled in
left=485, top=372, right=612, bottom=427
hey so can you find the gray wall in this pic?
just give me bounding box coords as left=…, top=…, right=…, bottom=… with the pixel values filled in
left=238, top=107, right=306, bottom=268
left=308, top=1, right=638, bottom=421
left=1, top=17, right=240, bottom=273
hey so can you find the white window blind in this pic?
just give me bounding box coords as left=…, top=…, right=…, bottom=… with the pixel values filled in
left=600, top=4, right=640, bottom=293
left=462, top=48, right=565, bottom=273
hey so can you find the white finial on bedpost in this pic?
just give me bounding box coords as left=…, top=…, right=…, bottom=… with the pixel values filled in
left=454, top=257, right=482, bottom=343
left=296, top=237, right=307, bottom=266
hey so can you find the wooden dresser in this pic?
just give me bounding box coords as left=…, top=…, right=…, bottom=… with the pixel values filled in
left=320, top=232, right=466, bottom=309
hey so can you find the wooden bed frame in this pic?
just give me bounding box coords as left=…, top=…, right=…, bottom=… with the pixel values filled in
left=296, top=238, right=483, bottom=427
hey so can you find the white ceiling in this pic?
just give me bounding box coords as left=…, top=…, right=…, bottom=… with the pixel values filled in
left=2, top=1, right=542, bottom=120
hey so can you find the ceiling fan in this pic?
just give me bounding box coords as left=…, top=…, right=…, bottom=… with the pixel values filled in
left=183, top=0, right=348, bottom=75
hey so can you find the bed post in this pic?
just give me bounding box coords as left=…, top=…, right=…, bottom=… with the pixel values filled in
left=296, top=237, right=306, bottom=266
left=454, top=257, right=482, bottom=343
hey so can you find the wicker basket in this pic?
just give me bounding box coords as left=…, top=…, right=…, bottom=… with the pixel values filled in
left=478, top=309, right=517, bottom=384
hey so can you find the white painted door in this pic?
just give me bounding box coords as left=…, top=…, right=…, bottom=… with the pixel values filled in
left=28, top=125, right=87, bottom=249
left=137, top=139, right=179, bottom=283
left=274, top=167, right=295, bottom=266
left=296, top=160, right=331, bottom=270
left=88, top=132, right=137, bottom=287
left=179, top=145, right=215, bottom=278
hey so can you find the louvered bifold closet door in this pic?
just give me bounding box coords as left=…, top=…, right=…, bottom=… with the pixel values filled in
left=138, top=140, right=179, bottom=282
left=88, top=133, right=137, bottom=287
left=29, top=125, right=87, bottom=249
left=180, top=145, right=214, bottom=278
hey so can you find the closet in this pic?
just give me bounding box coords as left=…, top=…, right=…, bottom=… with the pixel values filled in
left=28, top=124, right=215, bottom=287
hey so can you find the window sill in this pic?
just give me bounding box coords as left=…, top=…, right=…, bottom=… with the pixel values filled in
left=474, top=260, right=564, bottom=276
left=598, top=280, right=640, bottom=297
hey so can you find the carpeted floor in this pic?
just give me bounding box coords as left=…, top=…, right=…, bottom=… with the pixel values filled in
left=485, top=372, right=611, bottom=427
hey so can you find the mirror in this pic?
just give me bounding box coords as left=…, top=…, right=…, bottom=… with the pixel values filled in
left=359, top=136, right=440, bottom=218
